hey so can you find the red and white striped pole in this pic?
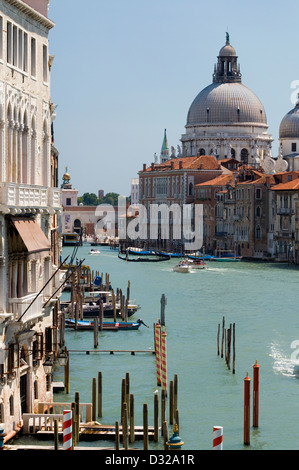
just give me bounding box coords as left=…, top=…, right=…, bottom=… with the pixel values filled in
left=161, top=328, right=167, bottom=395
left=63, top=410, right=73, bottom=450
left=155, top=321, right=162, bottom=386
left=213, top=426, right=223, bottom=450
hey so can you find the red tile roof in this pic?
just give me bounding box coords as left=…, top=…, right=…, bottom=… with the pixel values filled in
left=271, top=178, right=299, bottom=191
left=195, top=173, right=234, bottom=187
left=143, top=155, right=221, bottom=172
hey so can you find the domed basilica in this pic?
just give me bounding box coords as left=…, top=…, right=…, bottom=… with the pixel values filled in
left=179, top=34, right=286, bottom=173
left=279, top=97, right=299, bottom=171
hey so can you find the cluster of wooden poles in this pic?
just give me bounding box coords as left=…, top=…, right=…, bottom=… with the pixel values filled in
left=217, top=316, right=236, bottom=374
left=90, top=371, right=181, bottom=450
left=67, top=267, right=133, bottom=327
left=217, top=316, right=261, bottom=447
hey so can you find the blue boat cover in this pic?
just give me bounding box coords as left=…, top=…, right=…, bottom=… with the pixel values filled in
left=94, top=276, right=102, bottom=286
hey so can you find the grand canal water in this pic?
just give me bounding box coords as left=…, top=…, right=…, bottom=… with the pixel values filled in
left=19, top=244, right=299, bottom=450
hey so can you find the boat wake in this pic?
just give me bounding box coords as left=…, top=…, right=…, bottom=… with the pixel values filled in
left=269, top=342, right=298, bottom=378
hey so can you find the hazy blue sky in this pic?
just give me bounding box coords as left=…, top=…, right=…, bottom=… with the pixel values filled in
left=48, top=0, right=299, bottom=197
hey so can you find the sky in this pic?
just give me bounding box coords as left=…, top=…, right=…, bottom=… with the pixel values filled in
left=48, top=0, right=299, bottom=197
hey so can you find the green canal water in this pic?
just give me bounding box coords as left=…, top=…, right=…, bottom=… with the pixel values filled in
left=19, top=244, right=299, bottom=450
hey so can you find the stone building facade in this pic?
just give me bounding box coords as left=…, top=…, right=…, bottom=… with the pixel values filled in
left=0, top=0, right=62, bottom=441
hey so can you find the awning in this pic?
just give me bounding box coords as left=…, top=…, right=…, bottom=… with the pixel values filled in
left=12, top=218, right=51, bottom=259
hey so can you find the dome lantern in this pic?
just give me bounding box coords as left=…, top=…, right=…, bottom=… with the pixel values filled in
left=213, top=33, right=241, bottom=84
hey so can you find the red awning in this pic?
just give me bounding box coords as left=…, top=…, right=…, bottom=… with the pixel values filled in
left=13, top=218, right=51, bottom=259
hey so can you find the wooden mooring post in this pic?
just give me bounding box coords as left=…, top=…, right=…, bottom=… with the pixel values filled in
left=217, top=317, right=236, bottom=373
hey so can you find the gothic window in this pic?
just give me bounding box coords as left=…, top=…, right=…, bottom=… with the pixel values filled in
left=34, top=380, right=38, bottom=400
left=30, top=116, right=36, bottom=185
left=256, top=225, right=261, bottom=240
left=199, top=148, right=206, bottom=156
left=9, top=395, right=14, bottom=416
left=256, top=206, right=261, bottom=217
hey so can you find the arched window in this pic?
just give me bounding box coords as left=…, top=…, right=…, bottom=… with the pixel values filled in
left=22, top=110, right=29, bottom=184
left=256, top=225, right=261, bottom=240
left=34, top=380, right=38, bottom=400
left=73, top=219, right=82, bottom=234
left=189, top=182, right=194, bottom=196
left=199, top=148, right=206, bottom=156
left=241, top=148, right=248, bottom=164
left=9, top=395, right=14, bottom=416
left=42, top=120, right=49, bottom=186
left=31, top=116, right=36, bottom=185
left=256, top=206, right=261, bottom=217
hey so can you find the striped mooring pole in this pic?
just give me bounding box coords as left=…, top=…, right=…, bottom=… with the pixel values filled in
left=63, top=410, right=73, bottom=450
left=155, top=321, right=162, bottom=386
left=213, top=426, right=223, bottom=450
left=161, top=327, right=167, bottom=394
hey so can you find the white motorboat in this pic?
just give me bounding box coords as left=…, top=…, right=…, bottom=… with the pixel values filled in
left=173, top=262, right=191, bottom=273
left=89, top=249, right=100, bottom=255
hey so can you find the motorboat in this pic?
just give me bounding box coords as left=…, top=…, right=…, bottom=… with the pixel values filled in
left=173, top=262, right=191, bottom=273
left=89, top=249, right=100, bottom=255
left=187, top=259, right=207, bottom=269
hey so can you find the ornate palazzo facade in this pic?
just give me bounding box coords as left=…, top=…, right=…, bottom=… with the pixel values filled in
left=0, top=0, right=62, bottom=441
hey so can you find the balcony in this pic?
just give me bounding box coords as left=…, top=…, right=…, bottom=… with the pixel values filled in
left=277, top=231, right=295, bottom=239
left=215, top=231, right=228, bottom=238
left=8, top=293, right=44, bottom=323
left=277, top=207, right=295, bottom=216
left=0, top=183, right=61, bottom=212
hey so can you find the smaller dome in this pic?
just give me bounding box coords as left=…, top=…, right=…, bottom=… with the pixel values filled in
left=219, top=44, right=237, bottom=57
left=279, top=102, right=299, bottom=139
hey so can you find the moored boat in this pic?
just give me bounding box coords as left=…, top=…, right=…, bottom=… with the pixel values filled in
left=65, top=318, right=148, bottom=331
left=61, top=301, right=139, bottom=318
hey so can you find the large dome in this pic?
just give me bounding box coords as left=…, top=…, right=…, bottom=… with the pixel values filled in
left=186, top=82, right=267, bottom=126
left=279, top=103, right=299, bottom=139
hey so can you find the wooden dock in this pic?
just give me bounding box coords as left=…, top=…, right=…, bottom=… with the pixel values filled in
left=79, top=423, right=156, bottom=441
left=23, top=421, right=156, bottom=442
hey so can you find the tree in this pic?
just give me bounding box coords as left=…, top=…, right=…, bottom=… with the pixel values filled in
left=78, top=192, right=99, bottom=206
